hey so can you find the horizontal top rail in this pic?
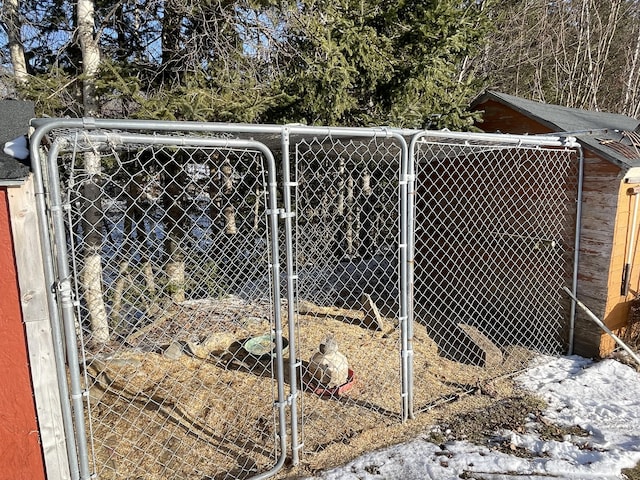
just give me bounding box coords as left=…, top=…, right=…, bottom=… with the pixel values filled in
left=30, top=117, right=580, bottom=149
left=411, top=129, right=580, bottom=149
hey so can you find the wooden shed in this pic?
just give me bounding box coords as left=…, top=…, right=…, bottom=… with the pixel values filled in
left=472, top=91, right=640, bottom=358
left=0, top=100, right=68, bottom=480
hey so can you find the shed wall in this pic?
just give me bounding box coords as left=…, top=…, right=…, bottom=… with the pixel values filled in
left=573, top=152, right=623, bottom=356
left=0, top=186, right=46, bottom=480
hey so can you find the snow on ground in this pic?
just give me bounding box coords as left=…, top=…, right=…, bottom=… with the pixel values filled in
left=305, top=356, right=640, bottom=480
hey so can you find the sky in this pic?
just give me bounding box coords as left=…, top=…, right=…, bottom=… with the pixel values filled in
left=304, top=355, right=640, bottom=480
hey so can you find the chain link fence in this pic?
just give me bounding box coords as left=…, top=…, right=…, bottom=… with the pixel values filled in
left=30, top=120, right=580, bottom=480
left=409, top=136, right=579, bottom=414
left=291, top=136, right=404, bottom=465
left=39, top=129, right=288, bottom=480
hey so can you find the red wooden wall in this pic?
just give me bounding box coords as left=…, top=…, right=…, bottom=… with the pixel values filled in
left=0, top=187, right=46, bottom=480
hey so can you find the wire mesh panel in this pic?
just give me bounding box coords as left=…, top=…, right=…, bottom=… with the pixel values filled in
left=42, top=132, right=286, bottom=480
left=410, top=138, right=578, bottom=413
left=290, top=136, right=404, bottom=467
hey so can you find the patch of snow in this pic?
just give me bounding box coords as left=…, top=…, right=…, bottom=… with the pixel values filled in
left=305, top=356, right=640, bottom=480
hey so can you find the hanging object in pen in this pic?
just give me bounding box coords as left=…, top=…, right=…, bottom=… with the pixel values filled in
left=621, top=186, right=640, bottom=296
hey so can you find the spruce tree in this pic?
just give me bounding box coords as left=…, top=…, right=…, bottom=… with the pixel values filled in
left=267, top=0, right=492, bottom=129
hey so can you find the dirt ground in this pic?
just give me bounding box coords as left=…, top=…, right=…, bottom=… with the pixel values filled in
left=81, top=296, right=555, bottom=480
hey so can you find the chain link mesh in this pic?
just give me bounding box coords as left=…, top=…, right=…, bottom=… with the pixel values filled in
left=291, top=137, right=403, bottom=464
left=52, top=134, right=283, bottom=479
left=411, top=138, right=578, bottom=413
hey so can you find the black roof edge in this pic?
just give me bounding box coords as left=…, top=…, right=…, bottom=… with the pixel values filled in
left=471, top=90, right=640, bottom=169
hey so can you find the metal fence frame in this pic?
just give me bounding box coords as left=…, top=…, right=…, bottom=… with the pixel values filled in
left=36, top=130, right=289, bottom=480
left=29, top=118, right=582, bottom=480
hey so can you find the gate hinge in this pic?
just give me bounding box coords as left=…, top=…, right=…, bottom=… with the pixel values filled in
left=401, top=348, right=414, bottom=360
left=55, top=277, right=71, bottom=292
left=400, top=173, right=416, bottom=185
left=71, top=389, right=90, bottom=400
left=279, top=211, right=296, bottom=220
left=274, top=390, right=299, bottom=408
left=265, top=208, right=284, bottom=217
left=275, top=397, right=291, bottom=408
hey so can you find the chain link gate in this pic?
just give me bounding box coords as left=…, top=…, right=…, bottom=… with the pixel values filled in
left=407, top=133, right=580, bottom=415
left=30, top=119, right=581, bottom=479
left=288, top=134, right=409, bottom=468
left=32, top=124, right=288, bottom=480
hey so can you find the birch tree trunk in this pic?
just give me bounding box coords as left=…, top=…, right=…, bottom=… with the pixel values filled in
left=78, top=0, right=109, bottom=343
left=358, top=168, right=374, bottom=257
left=253, top=158, right=263, bottom=233
left=134, top=196, right=157, bottom=299
left=344, top=174, right=356, bottom=258
left=78, top=0, right=100, bottom=117
left=81, top=155, right=109, bottom=344
left=336, top=158, right=345, bottom=216
left=163, top=160, right=186, bottom=303
left=478, top=0, right=637, bottom=115
left=221, top=160, right=237, bottom=235
left=3, top=0, right=28, bottom=84
left=622, top=24, right=640, bottom=118
left=165, top=237, right=185, bottom=303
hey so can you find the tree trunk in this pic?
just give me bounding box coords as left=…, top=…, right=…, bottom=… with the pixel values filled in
left=3, top=0, right=28, bottom=84
left=358, top=168, right=374, bottom=257
left=162, top=159, right=186, bottom=303
left=78, top=0, right=101, bottom=116
left=165, top=236, right=186, bottom=303
left=135, top=204, right=157, bottom=299
left=161, top=0, right=183, bottom=81
left=253, top=184, right=262, bottom=232
left=223, top=205, right=237, bottom=235
left=81, top=160, right=109, bottom=344
left=78, top=0, right=109, bottom=343
left=221, top=160, right=237, bottom=235
left=336, top=158, right=345, bottom=216
left=622, top=25, right=640, bottom=118
left=344, top=174, right=356, bottom=258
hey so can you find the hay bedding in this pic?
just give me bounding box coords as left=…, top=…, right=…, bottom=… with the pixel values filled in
left=87, top=353, right=279, bottom=479
left=83, top=296, right=540, bottom=479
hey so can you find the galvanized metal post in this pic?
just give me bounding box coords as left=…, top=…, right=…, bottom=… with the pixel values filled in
left=46, top=139, right=92, bottom=480
left=280, top=127, right=302, bottom=465
left=29, top=123, right=82, bottom=480
left=568, top=145, right=584, bottom=355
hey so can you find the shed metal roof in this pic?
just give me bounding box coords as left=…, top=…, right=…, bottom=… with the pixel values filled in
left=0, top=100, right=34, bottom=185
left=472, top=91, right=640, bottom=169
